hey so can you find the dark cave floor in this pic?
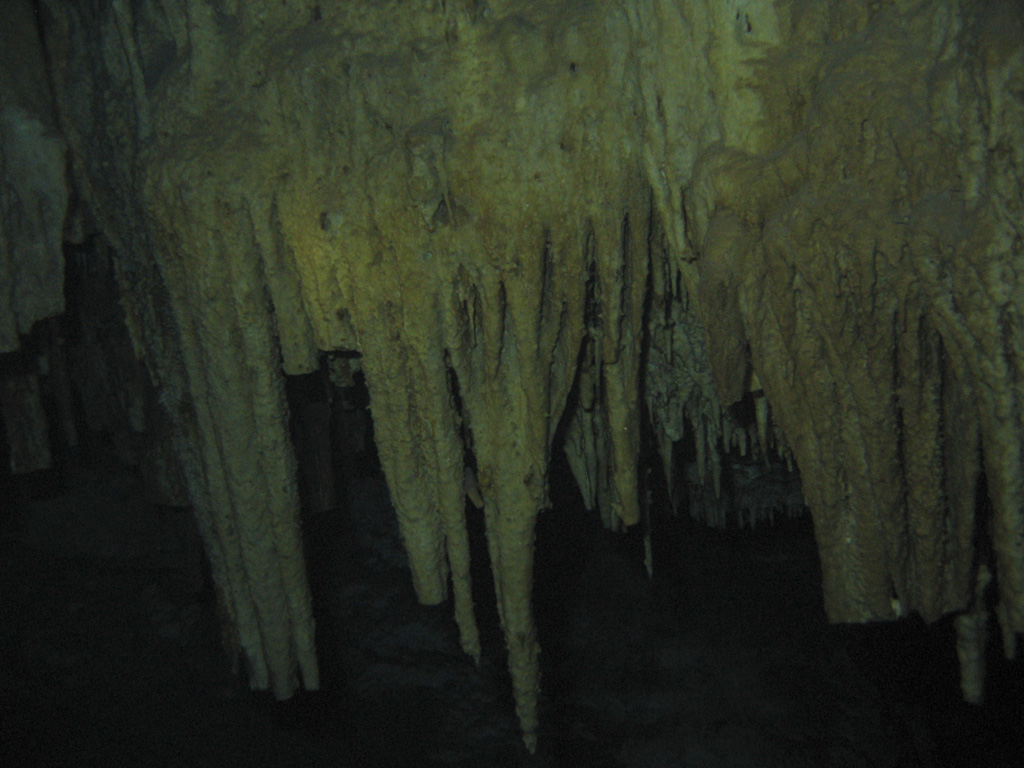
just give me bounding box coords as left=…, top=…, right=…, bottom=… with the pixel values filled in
left=2, top=457, right=1021, bottom=768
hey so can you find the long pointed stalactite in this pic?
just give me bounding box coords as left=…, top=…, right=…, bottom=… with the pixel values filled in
left=1, top=0, right=1020, bottom=753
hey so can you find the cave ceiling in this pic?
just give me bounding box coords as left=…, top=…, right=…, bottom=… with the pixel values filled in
left=1, top=0, right=1022, bottom=751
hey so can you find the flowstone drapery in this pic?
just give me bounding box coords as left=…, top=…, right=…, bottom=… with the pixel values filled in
left=3, top=0, right=1020, bottom=751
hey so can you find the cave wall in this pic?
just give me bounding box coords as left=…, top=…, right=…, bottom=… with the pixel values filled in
left=0, top=0, right=67, bottom=354
left=0, top=0, right=68, bottom=474
left=1, top=0, right=1021, bottom=751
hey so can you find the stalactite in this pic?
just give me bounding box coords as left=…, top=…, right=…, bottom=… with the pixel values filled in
left=956, top=565, right=994, bottom=704
left=14, top=0, right=1021, bottom=754
left=141, top=188, right=321, bottom=698
left=562, top=210, right=649, bottom=531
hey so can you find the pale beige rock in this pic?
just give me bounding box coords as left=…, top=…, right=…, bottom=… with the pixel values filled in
left=5, top=0, right=1019, bottom=751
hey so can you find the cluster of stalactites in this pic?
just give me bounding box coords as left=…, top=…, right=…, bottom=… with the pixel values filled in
left=643, top=266, right=803, bottom=534
left=633, top=0, right=1024, bottom=676
left=30, top=0, right=1024, bottom=753
left=344, top=197, right=651, bottom=753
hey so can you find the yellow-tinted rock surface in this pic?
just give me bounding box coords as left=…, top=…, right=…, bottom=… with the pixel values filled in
left=1, top=0, right=1020, bottom=751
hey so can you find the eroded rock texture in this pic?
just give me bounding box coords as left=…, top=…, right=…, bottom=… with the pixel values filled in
left=1, top=0, right=1021, bottom=751
left=0, top=0, right=67, bottom=354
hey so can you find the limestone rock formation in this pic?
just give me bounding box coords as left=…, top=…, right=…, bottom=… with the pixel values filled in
left=0, top=0, right=67, bottom=355
left=1, top=0, right=1021, bottom=752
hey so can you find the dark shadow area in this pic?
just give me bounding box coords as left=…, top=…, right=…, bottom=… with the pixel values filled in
left=2, top=341, right=1021, bottom=767
left=529, top=440, right=1022, bottom=767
